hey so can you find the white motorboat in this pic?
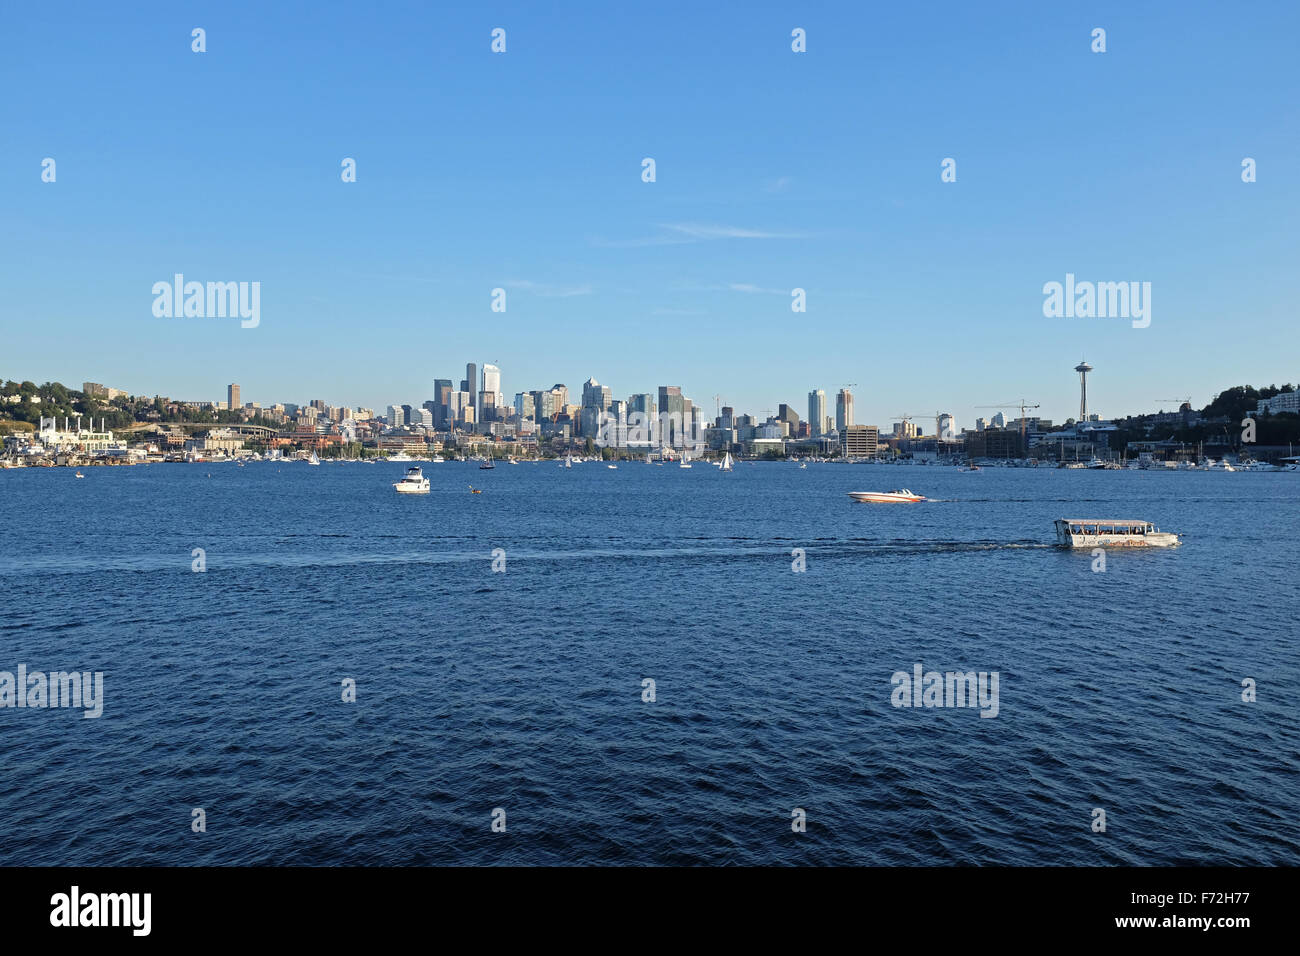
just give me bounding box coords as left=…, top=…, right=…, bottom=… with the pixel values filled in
left=393, top=466, right=430, bottom=494
left=1054, top=519, right=1180, bottom=548
left=847, top=489, right=926, bottom=503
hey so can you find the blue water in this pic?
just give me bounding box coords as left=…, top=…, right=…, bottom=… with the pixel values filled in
left=1, top=461, right=1297, bottom=865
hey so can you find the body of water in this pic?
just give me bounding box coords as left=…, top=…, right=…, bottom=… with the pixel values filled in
left=1, top=461, right=1296, bottom=864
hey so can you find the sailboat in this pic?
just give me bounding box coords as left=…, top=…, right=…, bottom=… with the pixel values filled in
left=307, top=452, right=321, bottom=466
left=562, top=453, right=573, bottom=469
left=720, top=452, right=734, bottom=472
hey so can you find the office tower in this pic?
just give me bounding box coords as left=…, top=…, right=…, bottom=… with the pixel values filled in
left=777, top=403, right=800, bottom=434
left=227, top=383, right=240, bottom=410
left=465, top=363, right=478, bottom=425
left=550, top=383, right=569, bottom=408
left=808, top=390, right=826, bottom=437
left=514, top=392, right=535, bottom=421
left=432, top=379, right=452, bottom=427
left=836, top=388, right=854, bottom=433
left=480, top=363, right=501, bottom=415
left=386, top=405, right=405, bottom=427
left=720, top=406, right=734, bottom=431
left=581, top=378, right=611, bottom=411
left=842, top=425, right=879, bottom=458
left=657, top=386, right=684, bottom=448
left=401, top=404, right=414, bottom=426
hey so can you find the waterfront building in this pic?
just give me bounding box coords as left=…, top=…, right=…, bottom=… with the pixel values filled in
left=842, top=424, right=879, bottom=458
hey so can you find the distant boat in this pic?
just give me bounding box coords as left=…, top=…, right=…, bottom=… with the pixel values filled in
left=607, top=463, right=618, bottom=469
left=1054, top=519, right=1180, bottom=548
left=74, top=471, right=85, bottom=479
left=469, top=484, right=482, bottom=494
left=847, top=489, right=926, bottom=503
left=480, top=459, right=495, bottom=470
left=393, top=466, right=429, bottom=494
left=307, top=452, right=321, bottom=466
left=721, top=452, right=734, bottom=472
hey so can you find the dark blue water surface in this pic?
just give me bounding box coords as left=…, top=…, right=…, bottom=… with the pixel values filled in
left=1, top=460, right=1297, bottom=865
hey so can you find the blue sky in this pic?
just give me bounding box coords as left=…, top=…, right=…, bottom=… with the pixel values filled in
left=3, top=1, right=1297, bottom=428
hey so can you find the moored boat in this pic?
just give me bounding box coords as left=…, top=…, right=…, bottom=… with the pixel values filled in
left=1053, top=519, right=1180, bottom=548
left=393, top=466, right=430, bottom=494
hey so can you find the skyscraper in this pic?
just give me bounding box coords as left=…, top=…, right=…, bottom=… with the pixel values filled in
left=465, top=363, right=478, bottom=426
left=481, top=364, right=501, bottom=411
left=432, top=379, right=452, bottom=428
left=227, top=383, right=240, bottom=411
left=808, top=389, right=826, bottom=437
left=835, top=388, right=854, bottom=433
left=658, top=386, right=684, bottom=448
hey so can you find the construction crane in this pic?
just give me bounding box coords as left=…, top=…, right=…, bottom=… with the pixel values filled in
left=713, top=394, right=723, bottom=419
left=976, top=400, right=1041, bottom=441
left=1155, top=397, right=1192, bottom=411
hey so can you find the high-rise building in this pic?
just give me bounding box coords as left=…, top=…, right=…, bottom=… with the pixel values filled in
left=227, top=383, right=240, bottom=410
left=386, top=405, right=405, bottom=427
left=777, top=403, right=800, bottom=435
left=465, top=363, right=478, bottom=425
left=808, top=390, right=826, bottom=437
left=432, top=379, right=452, bottom=428
left=657, top=386, right=684, bottom=448
left=835, top=388, right=854, bottom=433
left=581, top=378, right=611, bottom=411
left=514, top=392, right=535, bottom=421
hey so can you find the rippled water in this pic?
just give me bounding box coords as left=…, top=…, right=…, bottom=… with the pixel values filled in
left=1, top=461, right=1297, bottom=865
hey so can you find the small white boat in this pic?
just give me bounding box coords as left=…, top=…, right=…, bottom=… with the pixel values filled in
left=393, top=466, right=430, bottom=494
left=1054, top=519, right=1180, bottom=548
left=307, top=452, right=321, bottom=466
left=847, top=489, right=926, bottom=503
left=607, top=464, right=618, bottom=469
left=74, top=471, right=85, bottom=479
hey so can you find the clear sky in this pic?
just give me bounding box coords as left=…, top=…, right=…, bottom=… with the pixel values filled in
left=3, top=1, right=1297, bottom=429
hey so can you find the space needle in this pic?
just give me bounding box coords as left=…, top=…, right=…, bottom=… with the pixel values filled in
left=1074, top=359, right=1093, bottom=421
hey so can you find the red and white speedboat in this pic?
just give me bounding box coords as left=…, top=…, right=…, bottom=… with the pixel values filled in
left=847, top=489, right=926, bottom=503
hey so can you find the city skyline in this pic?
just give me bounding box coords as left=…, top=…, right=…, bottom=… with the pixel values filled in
left=4, top=3, right=1297, bottom=430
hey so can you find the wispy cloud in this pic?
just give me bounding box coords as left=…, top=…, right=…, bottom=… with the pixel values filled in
left=590, top=222, right=809, bottom=248
left=724, top=282, right=786, bottom=295
left=503, top=279, right=594, bottom=298
left=660, top=222, right=806, bottom=240
left=763, top=176, right=793, bottom=194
